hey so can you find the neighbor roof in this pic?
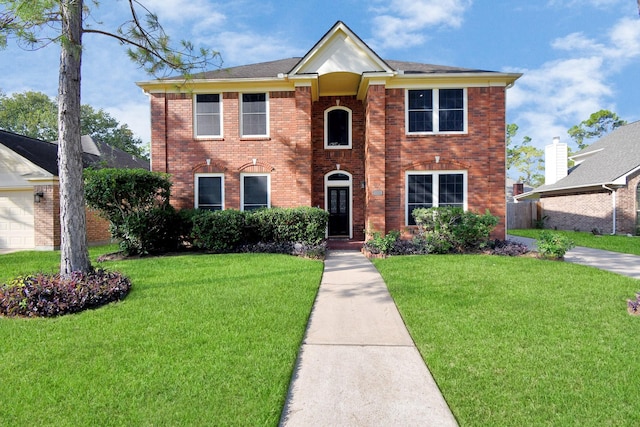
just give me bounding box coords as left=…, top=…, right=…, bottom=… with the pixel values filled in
left=0, top=130, right=149, bottom=175
left=516, top=120, right=640, bottom=199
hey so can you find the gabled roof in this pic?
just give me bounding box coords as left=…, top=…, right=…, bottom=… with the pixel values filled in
left=516, top=120, right=640, bottom=199
left=0, top=130, right=149, bottom=178
left=137, top=21, right=521, bottom=98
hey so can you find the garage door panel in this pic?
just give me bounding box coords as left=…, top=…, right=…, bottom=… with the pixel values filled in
left=0, top=191, right=35, bottom=249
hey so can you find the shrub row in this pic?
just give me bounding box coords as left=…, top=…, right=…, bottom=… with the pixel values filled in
left=185, top=207, right=329, bottom=253
left=0, top=269, right=131, bottom=318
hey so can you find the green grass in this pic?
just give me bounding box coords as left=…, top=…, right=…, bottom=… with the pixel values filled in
left=0, top=247, right=323, bottom=426
left=509, top=229, right=640, bottom=256
left=373, top=255, right=640, bottom=426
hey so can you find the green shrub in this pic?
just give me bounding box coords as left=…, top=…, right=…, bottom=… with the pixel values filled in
left=536, top=230, right=575, bottom=259
left=85, top=168, right=179, bottom=255
left=364, top=230, right=400, bottom=255
left=189, top=209, right=246, bottom=253
left=182, top=207, right=328, bottom=254
left=244, top=207, right=328, bottom=245
left=412, top=207, right=499, bottom=254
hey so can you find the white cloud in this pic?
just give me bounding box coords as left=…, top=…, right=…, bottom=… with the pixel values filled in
left=105, top=102, right=152, bottom=144
left=369, top=0, right=473, bottom=50
left=507, top=16, right=640, bottom=149
left=211, top=31, right=302, bottom=66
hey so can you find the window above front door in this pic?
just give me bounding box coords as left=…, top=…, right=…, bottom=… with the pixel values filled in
left=324, top=106, right=352, bottom=149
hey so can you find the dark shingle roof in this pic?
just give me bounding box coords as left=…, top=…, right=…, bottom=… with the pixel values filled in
left=0, top=130, right=149, bottom=175
left=188, top=57, right=496, bottom=80
left=530, top=120, right=640, bottom=194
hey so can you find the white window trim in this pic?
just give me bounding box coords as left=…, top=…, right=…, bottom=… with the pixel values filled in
left=240, top=92, right=270, bottom=138
left=193, top=93, right=223, bottom=138
left=324, top=106, right=352, bottom=149
left=405, top=170, right=468, bottom=226
left=240, top=173, right=271, bottom=211
left=194, top=173, right=225, bottom=210
left=324, top=170, right=353, bottom=239
left=405, top=88, right=468, bottom=135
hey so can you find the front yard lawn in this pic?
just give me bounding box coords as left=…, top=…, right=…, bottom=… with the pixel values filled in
left=373, top=255, right=640, bottom=426
left=0, top=248, right=322, bottom=426
left=509, top=229, right=640, bottom=256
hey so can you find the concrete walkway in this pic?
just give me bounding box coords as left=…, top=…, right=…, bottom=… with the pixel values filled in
left=507, top=235, right=640, bottom=280
left=279, top=250, right=458, bottom=426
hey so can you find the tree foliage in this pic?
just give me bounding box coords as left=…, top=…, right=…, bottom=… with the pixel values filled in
left=0, top=90, right=146, bottom=157
left=0, top=0, right=219, bottom=275
left=567, top=109, right=627, bottom=150
left=506, top=123, right=544, bottom=187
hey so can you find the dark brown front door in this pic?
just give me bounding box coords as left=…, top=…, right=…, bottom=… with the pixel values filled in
left=328, top=187, right=349, bottom=236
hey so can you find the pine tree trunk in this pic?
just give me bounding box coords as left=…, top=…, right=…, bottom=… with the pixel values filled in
left=58, top=0, right=90, bottom=275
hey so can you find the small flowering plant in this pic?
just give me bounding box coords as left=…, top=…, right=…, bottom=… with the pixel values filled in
left=0, top=269, right=131, bottom=318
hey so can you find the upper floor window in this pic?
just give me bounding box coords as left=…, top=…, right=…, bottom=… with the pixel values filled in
left=406, top=89, right=466, bottom=134
left=324, top=106, right=352, bottom=149
left=241, top=173, right=270, bottom=211
left=241, top=93, right=269, bottom=137
left=194, top=94, right=222, bottom=137
left=195, top=173, right=224, bottom=211
left=406, top=171, right=466, bottom=225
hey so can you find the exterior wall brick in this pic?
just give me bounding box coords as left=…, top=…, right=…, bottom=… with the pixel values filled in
left=34, top=183, right=60, bottom=250
left=541, top=169, right=640, bottom=235
left=151, top=84, right=509, bottom=241
left=33, top=182, right=111, bottom=250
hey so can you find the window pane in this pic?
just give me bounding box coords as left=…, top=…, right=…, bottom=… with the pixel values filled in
left=242, top=93, right=267, bottom=135
left=244, top=176, right=268, bottom=210
left=327, top=109, right=349, bottom=146
left=409, top=111, right=433, bottom=132
left=409, top=90, right=432, bottom=109
left=328, top=173, right=349, bottom=181
left=438, top=174, right=464, bottom=207
left=198, top=176, right=222, bottom=210
left=439, top=110, right=463, bottom=132
left=407, top=174, right=433, bottom=225
left=408, top=90, right=433, bottom=133
left=438, top=89, right=463, bottom=131
left=439, top=89, right=463, bottom=109
left=195, top=94, right=221, bottom=136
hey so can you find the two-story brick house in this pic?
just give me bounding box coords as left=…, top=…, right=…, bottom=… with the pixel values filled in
left=137, top=21, right=521, bottom=241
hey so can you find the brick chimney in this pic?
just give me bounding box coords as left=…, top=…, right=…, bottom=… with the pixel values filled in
left=513, top=182, right=524, bottom=196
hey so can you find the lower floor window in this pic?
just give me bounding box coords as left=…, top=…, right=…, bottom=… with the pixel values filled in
left=195, top=174, right=224, bottom=210
left=242, top=174, right=270, bottom=211
left=406, top=171, right=466, bottom=225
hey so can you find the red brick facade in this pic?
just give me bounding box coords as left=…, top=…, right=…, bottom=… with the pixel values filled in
left=33, top=182, right=111, bottom=250
left=142, top=22, right=518, bottom=242
left=540, top=170, right=640, bottom=235
left=149, top=84, right=510, bottom=241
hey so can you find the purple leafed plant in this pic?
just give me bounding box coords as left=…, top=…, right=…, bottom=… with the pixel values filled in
left=0, top=269, right=131, bottom=318
left=628, top=293, right=640, bottom=316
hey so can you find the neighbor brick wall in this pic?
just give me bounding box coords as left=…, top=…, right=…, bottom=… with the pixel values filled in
left=541, top=170, right=640, bottom=235
left=34, top=183, right=60, bottom=250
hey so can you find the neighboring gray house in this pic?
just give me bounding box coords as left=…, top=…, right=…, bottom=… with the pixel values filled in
left=516, top=120, right=640, bottom=235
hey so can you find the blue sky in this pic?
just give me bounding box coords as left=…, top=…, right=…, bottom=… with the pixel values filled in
left=1, top=0, right=639, bottom=156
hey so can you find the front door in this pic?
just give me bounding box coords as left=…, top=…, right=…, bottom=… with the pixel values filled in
left=328, top=187, right=349, bottom=236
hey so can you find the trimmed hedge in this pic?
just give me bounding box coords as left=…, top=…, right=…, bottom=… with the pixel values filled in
left=184, top=207, right=328, bottom=253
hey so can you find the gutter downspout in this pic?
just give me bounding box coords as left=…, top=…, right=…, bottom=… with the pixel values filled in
left=602, top=185, right=616, bottom=235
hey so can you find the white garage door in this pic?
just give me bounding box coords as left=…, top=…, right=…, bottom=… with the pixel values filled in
left=0, top=190, right=35, bottom=249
